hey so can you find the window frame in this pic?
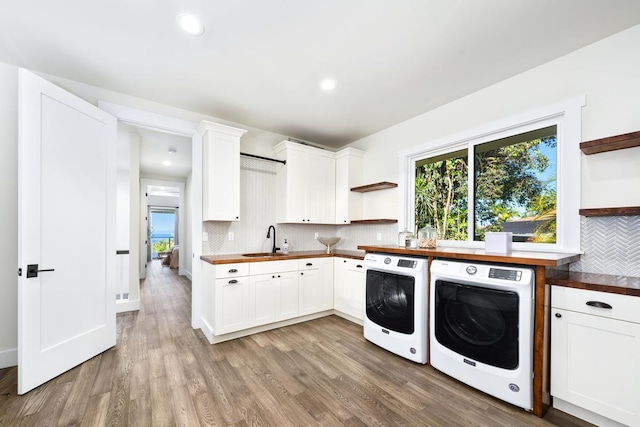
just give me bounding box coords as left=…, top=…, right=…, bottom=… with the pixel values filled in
left=398, top=96, right=585, bottom=253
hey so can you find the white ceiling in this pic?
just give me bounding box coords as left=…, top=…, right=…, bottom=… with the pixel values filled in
left=117, top=124, right=192, bottom=177
left=2, top=1, right=640, bottom=148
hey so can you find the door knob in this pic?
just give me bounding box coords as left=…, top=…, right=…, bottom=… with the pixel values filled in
left=26, top=264, right=55, bottom=278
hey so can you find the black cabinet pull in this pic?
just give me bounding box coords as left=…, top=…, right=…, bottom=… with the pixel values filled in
left=555, top=312, right=562, bottom=318
left=229, top=268, right=238, bottom=273
left=586, top=301, right=613, bottom=309
left=306, top=263, right=313, bottom=266
left=300, top=272, right=304, bottom=275
left=228, top=279, right=238, bottom=284
left=356, top=265, right=363, bottom=268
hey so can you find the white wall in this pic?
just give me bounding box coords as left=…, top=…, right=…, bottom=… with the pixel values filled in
left=0, top=63, right=18, bottom=367
left=184, top=172, right=193, bottom=278
left=116, top=170, right=130, bottom=250
left=350, top=25, right=640, bottom=218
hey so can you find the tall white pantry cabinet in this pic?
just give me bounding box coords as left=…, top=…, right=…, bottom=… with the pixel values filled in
left=200, top=121, right=247, bottom=221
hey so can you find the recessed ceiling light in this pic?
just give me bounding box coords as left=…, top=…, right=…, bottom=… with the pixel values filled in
left=320, top=78, right=337, bottom=91
left=163, top=160, right=172, bottom=166
left=176, top=13, right=204, bottom=36
left=168, top=147, right=177, bottom=154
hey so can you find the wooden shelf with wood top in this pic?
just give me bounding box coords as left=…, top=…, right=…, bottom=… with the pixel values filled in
left=350, top=181, right=397, bottom=192
left=580, top=130, right=640, bottom=155
left=579, top=206, right=640, bottom=217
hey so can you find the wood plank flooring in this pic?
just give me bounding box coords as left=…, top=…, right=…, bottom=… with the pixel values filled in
left=0, top=260, right=594, bottom=427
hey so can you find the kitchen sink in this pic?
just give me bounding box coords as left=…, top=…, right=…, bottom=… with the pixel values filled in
left=242, top=252, right=283, bottom=257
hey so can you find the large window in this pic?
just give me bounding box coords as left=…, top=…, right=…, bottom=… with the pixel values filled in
left=401, top=97, right=583, bottom=252
left=416, top=127, right=557, bottom=243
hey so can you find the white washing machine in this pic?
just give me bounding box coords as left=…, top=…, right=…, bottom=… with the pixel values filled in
left=363, top=253, right=428, bottom=364
left=429, top=259, right=535, bottom=410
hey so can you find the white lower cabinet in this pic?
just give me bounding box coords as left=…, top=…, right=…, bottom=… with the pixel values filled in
left=214, top=276, right=250, bottom=335
left=248, top=273, right=277, bottom=327
left=299, top=258, right=334, bottom=316
left=551, top=286, right=640, bottom=427
left=333, top=257, right=365, bottom=320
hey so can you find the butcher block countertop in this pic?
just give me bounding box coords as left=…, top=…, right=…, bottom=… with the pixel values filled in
left=546, top=269, right=640, bottom=297
left=201, top=250, right=365, bottom=265
left=356, top=244, right=580, bottom=267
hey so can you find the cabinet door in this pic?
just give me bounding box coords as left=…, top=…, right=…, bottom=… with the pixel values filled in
left=334, top=258, right=364, bottom=320
left=335, top=150, right=363, bottom=224
left=276, top=272, right=299, bottom=321
left=551, top=307, right=640, bottom=426
left=345, top=267, right=365, bottom=320
left=299, top=267, right=322, bottom=316
left=284, top=149, right=308, bottom=223
left=306, top=154, right=335, bottom=224
left=249, top=274, right=277, bottom=328
left=333, top=258, right=350, bottom=313
left=214, top=277, right=249, bottom=335
left=202, top=128, right=243, bottom=221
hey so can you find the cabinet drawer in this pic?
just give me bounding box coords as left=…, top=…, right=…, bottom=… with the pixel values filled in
left=215, top=263, right=249, bottom=278
left=298, top=258, right=321, bottom=270
left=250, top=259, right=298, bottom=275
left=552, top=286, right=640, bottom=323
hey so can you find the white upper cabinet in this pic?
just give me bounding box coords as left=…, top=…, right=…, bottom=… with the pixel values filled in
left=335, top=148, right=364, bottom=224
left=201, top=121, right=247, bottom=221
left=274, top=141, right=336, bottom=224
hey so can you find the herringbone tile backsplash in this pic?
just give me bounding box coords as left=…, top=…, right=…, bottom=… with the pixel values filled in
left=570, top=216, right=640, bottom=277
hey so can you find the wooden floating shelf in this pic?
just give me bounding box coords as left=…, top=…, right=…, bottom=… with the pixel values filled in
left=351, top=181, right=398, bottom=192
left=350, top=219, right=398, bottom=224
left=580, top=130, right=640, bottom=155
left=579, top=207, right=640, bottom=217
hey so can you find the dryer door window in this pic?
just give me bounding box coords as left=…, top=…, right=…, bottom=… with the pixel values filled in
left=434, top=280, right=519, bottom=369
left=366, top=270, right=415, bottom=334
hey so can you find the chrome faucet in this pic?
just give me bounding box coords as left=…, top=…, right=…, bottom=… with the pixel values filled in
left=266, top=225, right=278, bottom=253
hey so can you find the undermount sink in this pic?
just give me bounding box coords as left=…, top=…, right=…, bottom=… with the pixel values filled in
left=242, top=252, right=282, bottom=257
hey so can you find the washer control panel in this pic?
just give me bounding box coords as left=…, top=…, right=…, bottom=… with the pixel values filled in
left=488, top=268, right=523, bottom=281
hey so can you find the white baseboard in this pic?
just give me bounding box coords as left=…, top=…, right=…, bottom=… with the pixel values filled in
left=116, top=298, right=141, bottom=313
left=333, top=310, right=364, bottom=326
left=554, top=398, right=626, bottom=427
left=184, top=269, right=192, bottom=281
left=203, top=311, right=334, bottom=345
left=0, top=348, right=17, bottom=368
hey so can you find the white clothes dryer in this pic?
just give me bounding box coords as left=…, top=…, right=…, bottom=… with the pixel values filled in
left=429, top=259, right=535, bottom=410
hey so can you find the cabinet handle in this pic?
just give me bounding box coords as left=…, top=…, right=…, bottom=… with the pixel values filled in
left=300, top=272, right=304, bottom=275
left=356, top=265, right=363, bottom=268
left=229, top=268, right=238, bottom=273
left=554, top=312, right=562, bottom=318
left=306, top=263, right=313, bottom=266
left=228, top=279, right=238, bottom=284
left=586, top=301, right=613, bottom=309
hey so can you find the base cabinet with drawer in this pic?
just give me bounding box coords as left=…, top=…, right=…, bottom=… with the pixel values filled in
left=203, top=257, right=337, bottom=340
left=551, top=286, right=640, bottom=427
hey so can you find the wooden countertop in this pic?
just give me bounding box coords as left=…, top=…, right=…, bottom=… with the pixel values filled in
left=546, top=269, right=640, bottom=297
left=357, top=245, right=580, bottom=267
left=201, top=250, right=365, bottom=265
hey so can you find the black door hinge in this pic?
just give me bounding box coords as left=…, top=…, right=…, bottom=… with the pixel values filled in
left=17, top=268, right=22, bottom=277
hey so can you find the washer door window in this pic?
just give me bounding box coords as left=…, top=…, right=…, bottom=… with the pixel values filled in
left=434, top=280, right=519, bottom=370
left=366, top=270, right=415, bottom=334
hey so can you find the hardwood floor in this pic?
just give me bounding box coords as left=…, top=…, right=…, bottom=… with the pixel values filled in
left=0, top=261, right=594, bottom=427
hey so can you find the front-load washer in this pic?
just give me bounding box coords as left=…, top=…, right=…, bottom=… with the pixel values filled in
left=429, top=259, right=535, bottom=410
left=363, top=253, right=428, bottom=364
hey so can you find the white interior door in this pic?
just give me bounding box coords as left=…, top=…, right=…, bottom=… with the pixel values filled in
left=18, top=69, right=117, bottom=394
